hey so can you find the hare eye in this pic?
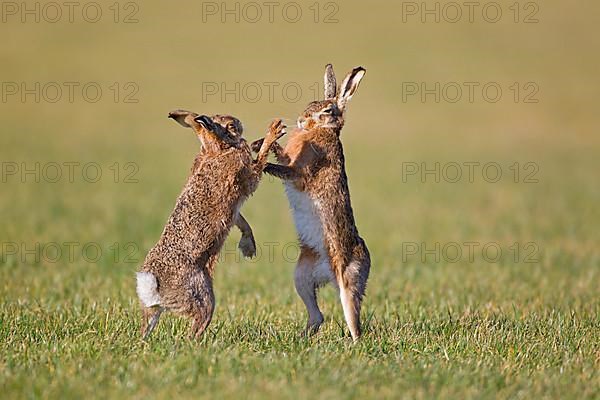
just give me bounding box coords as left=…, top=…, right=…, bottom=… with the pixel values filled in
left=323, top=108, right=333, bottom=114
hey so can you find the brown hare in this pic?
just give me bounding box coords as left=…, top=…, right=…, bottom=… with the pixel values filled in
left=252, top=64, right=369, bottom=341
left=136, top=111, right=285, bottom=340
left=185, top=113, right=257, bottom=259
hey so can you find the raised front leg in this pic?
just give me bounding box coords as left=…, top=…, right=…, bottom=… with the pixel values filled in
left=235, top=213, right=256, bottom=258
left=264, top=163, right=302, bottom=180
left=251, top=139, right=290, bottom=165
left=254, top=119, right=287, bottom=171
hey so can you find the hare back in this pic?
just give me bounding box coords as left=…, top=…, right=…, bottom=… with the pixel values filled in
left=140, top=149, right=254, bottom=280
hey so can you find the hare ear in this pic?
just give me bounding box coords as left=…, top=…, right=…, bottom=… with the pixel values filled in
left=324, top=63, right=337, bottom=99
left=337, top=67, right=366, bottom=110
left=168, top=109, right=198, bottom=128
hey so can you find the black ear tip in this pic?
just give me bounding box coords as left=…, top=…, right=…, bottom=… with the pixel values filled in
left=194, top=115, right=212, bottom=127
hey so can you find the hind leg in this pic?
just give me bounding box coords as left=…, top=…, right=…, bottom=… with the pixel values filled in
left=184, top=269, right=216, bottom=339
left=141, top=306, right=163, bottom=340
left=295, top=247, right=333, bottom=335
left=189, top=286, right=215, bottom=339
left=337, top=258, right=370, bottom=341
left=189, top=301, right=215, bottom=339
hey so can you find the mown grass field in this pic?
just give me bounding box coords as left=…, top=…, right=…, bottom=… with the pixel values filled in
left=1, top=1, right=599, bottom=399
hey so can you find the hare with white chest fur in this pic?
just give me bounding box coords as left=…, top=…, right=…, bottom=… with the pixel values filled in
left=252, top=64, right=370, bottom=341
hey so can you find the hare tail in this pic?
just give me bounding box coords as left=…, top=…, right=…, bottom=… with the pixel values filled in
left=136, top=272, right=161, bottom=307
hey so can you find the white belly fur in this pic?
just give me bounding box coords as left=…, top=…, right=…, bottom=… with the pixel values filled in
left=285, top=183, right=335, bottom=286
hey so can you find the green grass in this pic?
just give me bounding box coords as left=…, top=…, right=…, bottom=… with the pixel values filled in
left=1, top=0, right=599, bottom=398
left=1, top=299, right=597, bottom=399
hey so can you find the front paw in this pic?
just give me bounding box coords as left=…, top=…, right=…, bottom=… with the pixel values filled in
left=267, top=119, right=286, bottom=141
left=238, top=234, right=257, bottom=258
left=250, top=138, right=264, bottom=153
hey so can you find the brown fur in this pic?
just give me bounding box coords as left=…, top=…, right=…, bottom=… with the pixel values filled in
left=187, top=114, right=257, bottom=258
left=138, top=112, right=285, bottom=339
left=252, top=65, right=369, bottom=340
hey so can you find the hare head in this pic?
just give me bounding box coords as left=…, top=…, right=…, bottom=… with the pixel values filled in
left=297, top=64, right=366, bottom=132
left=211, top=114, right=244, bottom=139
left=168, top=110, right=243, bottom=151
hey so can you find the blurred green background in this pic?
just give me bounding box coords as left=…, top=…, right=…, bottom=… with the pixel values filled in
left=1, top=1, right=598, bottom=399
